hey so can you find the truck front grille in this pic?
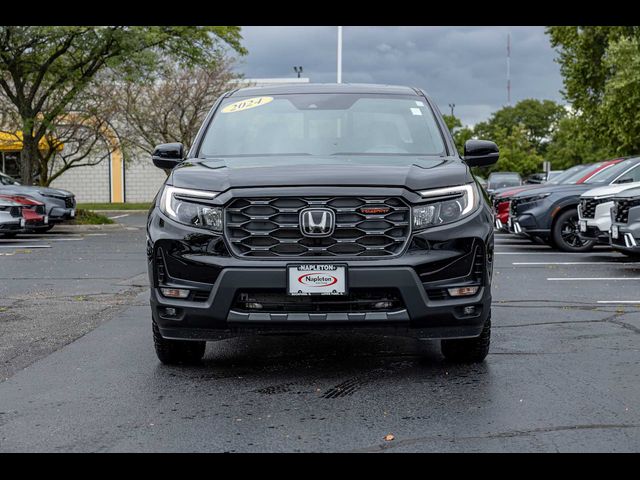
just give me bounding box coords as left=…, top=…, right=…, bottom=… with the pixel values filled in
left=613, top=198, right=640, bottom=224
left=225, top=196, right=411, bottom=258
left=9, top=206, right=21, bottom=218
left=580, top=198, right=607, bottom=219
left=510, top=198, right=520, bottom=216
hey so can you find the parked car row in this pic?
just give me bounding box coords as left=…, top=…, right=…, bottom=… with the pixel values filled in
left=0, top=171, right=76, bottom=238
left=489, top=157, right=640, bottom=256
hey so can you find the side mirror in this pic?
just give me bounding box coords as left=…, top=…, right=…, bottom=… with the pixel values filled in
left=463, top=140, right=499, bottom=167
left=152, top=143, right=185, bottom=170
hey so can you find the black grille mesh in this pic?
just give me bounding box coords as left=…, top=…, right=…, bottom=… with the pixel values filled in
left=613, top=198, right=640, bottom=224
left=580, top=198, right=608, bottom=219
left=225, top=196, right=411, bottom=258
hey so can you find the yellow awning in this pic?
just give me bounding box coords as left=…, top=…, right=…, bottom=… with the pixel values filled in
left=0, top=131, right=64, bottom=153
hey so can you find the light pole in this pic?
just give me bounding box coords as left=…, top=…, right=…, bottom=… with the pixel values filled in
left=448, top=103, right=455, bottom=118
left=293, top=66, right=303, bottom=78
left=337, top=26, right=343, bottom=83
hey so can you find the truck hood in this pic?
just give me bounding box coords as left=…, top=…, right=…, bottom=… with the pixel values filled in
left=169, top=156, right=473, bottom=192
left=581, top=181, right=640, bottom=199
left=511, top=182, right=607, bottom=199
left=493, top=184, right=543, bottom=198
left=0, top=185, right=74, bottom=197
left=615, top=186, right=640, bottom=199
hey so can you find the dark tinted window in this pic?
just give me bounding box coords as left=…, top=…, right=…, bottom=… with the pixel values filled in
left=200, top=94, right=446, bottom=157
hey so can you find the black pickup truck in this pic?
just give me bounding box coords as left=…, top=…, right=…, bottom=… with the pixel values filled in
left=146, top=83, right=499, bottom=365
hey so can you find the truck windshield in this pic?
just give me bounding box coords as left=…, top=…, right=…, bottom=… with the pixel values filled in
left=584, top=159, right=639, bottom=184
left=199, top=93, right=446, bottom=157
left=488, top=174, right=520, bottom=189
left=547, top=164, right=595, bottom=185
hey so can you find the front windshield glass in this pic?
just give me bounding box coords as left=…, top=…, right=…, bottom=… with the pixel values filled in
left=488, top=173, right=520, bottom=188
left=584, top=159, right=637, bottom=184
left=199, top=93, right=446, bottom=157
left=548, top=164, right=595, bottom=185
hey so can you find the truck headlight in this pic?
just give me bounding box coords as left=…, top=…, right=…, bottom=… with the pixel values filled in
left=413, top=183, right=479, bottom=229
left=159, top=185, right=222, bottom=232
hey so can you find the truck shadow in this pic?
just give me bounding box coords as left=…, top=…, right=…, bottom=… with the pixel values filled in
left=153, top=333, right=492, bottom=400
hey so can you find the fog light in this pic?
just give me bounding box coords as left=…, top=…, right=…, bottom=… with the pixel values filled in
left=160, top=288, right=190, bottom=299
left=164, top=307, right=177, bottom=317
left=373, top=301, right=393, bottom=310
left=463, top=306, right=476, bottom=315
left=447, top=286, right=479, bottom=297
left=245, top=302, right=263, bottom=310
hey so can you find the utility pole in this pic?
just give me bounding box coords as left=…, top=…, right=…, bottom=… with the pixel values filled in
left=448, top=103, right=455, bottom=118
left=293, top=66, right=303, bottom=78
left=507, top=32, right=511, bottom=106
left=337, top=26, right=343, bottom=83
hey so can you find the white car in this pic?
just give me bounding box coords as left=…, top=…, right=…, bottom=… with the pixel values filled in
left=578, top=181, right=640, bottom=243
left=0, top=198, right=25, bottom=238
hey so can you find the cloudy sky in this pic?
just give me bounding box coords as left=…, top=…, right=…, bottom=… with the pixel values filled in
left=234, top=26, right=565, bottom=127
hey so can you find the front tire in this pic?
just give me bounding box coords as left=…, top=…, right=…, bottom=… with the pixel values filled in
left=152, top=322, right=206, bottom=365
left=551, top=209, right=595, bottom=252
left=441, top=316, right=491, bottom=363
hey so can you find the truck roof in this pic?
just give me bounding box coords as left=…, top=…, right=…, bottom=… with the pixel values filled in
left=228, top=83, right=421, bottom=97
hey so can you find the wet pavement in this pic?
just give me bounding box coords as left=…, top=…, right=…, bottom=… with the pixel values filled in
left=1, top=217, right=639, bottom=452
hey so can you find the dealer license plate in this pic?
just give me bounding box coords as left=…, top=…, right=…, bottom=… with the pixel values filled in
left=287, top=264, right=347, bottom=296
left=611, top=225, right=619, bottom=239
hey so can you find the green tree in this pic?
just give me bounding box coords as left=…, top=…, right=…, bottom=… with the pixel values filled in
left=600, top=36, right=640, bottom=155
left=487, top=125, right=543, bottom=177
left=441, top=113, right=473, bottom=154
left=442, top=114, right=462, bottom=132
left=546, top=26, right=640, bottom=156
left=473, top=99, right=566, bottom=156
left=0, top=26, right=246, bottom=185
left=545, top=115, right=613, bottom=169
left=453, top=126, right=474, bottom=155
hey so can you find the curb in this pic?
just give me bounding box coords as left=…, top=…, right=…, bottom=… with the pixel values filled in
left=97, top=210, right=149, bottom=214
left=54, top=224, right=129, bottom=232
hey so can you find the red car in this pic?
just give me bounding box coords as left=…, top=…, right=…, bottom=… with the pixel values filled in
left=492, top=160, right=624, bottom=231
left=0, top=194, right=49, bottom=232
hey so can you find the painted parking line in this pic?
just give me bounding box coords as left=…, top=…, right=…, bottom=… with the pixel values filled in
left=108, top=214, right=130, bottom=220
left=0, top=245, right=51, bottom=249
left=514, top=262, right=640, bottom=266
left=495, top=252, right=618, bottom=255
left=597, top=300, right=640, bottom=304
left=547, top=277, right=640, bottom=281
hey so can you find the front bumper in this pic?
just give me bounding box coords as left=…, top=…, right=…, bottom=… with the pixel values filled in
left=578, top=202, right=612, bottom=244
left=48, top=207, right=75, bottom=223
left=148, top=196, right=494, bottom=342
left=0, top=219, right=24, bottom=232
left=610, top=221, right=640, bottom=254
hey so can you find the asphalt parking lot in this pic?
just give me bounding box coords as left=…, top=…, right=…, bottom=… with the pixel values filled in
left=1, top=213, right=639, bottom=452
